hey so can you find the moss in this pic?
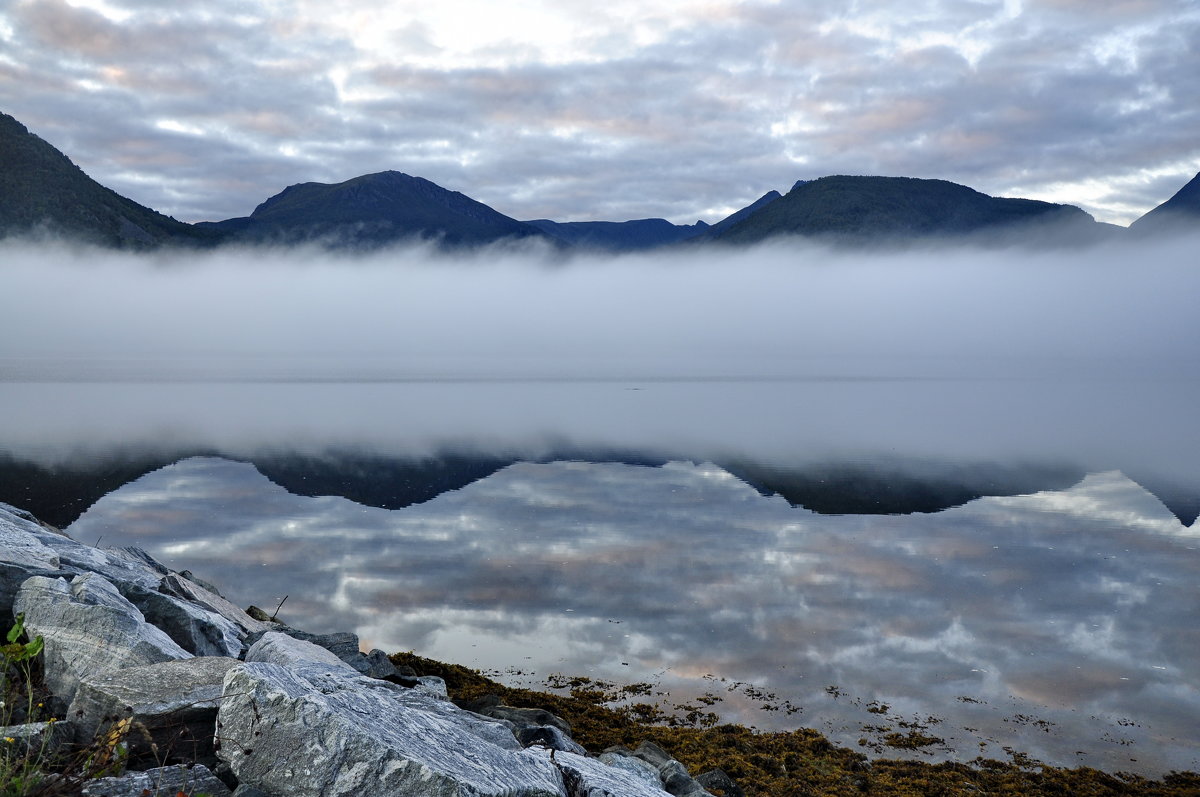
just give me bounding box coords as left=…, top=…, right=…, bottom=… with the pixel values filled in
left=391, top=650, right=1200, bottom=797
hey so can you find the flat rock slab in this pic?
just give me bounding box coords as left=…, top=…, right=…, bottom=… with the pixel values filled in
left=70, top=656, right=240, bottom=766
left=81, top=764, right=232, bottom=796
left=219, top=662, right=565, bottom=797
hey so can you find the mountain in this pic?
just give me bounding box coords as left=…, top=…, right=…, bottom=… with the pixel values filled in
left=710, top=175, right=1103, bottom=246
left=1130, top=171, right=1200, bottom=234
left=526, top=189, right=786, bottom=252
left=0, top=111, right=214, bottom=248
left=523, top=217, right=709, bottom=251
left=198, top=170, right=547, bottom=250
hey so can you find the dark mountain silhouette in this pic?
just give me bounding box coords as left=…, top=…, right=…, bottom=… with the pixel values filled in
left=7, top=448, right=1193, bottom=528
left=710, top=175, right=1104, bottom=246
left=705, top=189, right=782, bottom=237
left=0, top=111, right=215, bottom=248
left=198, top=170, right=547, bottom=250
left=524, top=217, right=709, bottom=251
left=525, top=189, right=785, bottom=251
left=1130, top=171, right=1200, bottom=234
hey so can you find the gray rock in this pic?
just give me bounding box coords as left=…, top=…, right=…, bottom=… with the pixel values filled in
left=158, top=573, right=275, bottom=638
left=217, top=662, right=564, bottom=796
left=602, top=742, right=714, bottom=797
left=121, top=581, right=244, bottom=659
left=553, top=750, right=675, bottom=797
left=14, top=574, right=191, bottom=703
left=695, top=769, right=744, bottom=797
left=232, top=785, right=273, bottom=797
left=0, top=720, right=74, bottom=760
left=80, top=763, right=233, bottom=796
left=357, top=647, right=400, bottom=679
left=596, top=752, right=663, bottom=790
left=69, top=657, right=240, bottom=767
left=244, top=631, right=356, bottom=671
left=0, top=504, right=68, bottom=616
left=518, top=725, right=589, bottom=756
left=463, top=695, right=572, bottom=735
left=245, top=626, right=400, bottom=679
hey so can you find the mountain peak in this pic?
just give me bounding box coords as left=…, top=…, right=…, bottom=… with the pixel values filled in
left=1131, top=171, right=1200, bottom=233
left=0, top=111, right=211, bottom=248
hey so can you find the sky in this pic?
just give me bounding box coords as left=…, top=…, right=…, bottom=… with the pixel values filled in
left=1, top=0, right=1198, bottom=227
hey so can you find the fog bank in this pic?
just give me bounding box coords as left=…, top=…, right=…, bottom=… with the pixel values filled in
left=1, top=238, right=1197, bottom=487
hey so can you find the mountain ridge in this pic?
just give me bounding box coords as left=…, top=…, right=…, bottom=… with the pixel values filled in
left=3, top=109, right=1195, bottom=252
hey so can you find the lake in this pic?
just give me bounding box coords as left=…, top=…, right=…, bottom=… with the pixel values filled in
left=1, top=239, right=1198, bottom=775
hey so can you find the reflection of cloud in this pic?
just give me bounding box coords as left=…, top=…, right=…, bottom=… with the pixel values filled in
left=67, top=457, right=1200, bottom=774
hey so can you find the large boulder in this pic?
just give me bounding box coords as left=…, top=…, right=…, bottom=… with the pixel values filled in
left=13, top=573, right=191, bottom=702
left=69, top=657, right=240, bottom=767
left=217, top=662, right=566, bottom=797
left=119, top=581, right=245, bottom=658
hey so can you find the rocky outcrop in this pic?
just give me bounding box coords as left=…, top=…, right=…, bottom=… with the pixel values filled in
left=0, top=500, right=716, bottom=796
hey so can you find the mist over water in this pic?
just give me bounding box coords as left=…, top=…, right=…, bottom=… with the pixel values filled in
left=1, top=236, right=1198, bottom=489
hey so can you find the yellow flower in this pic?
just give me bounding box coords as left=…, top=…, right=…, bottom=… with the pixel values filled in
left=3, top=737, right=14, bottom=744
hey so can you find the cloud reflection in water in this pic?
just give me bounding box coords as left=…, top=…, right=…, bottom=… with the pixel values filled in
left=69, top=456, right=1199, bottom=774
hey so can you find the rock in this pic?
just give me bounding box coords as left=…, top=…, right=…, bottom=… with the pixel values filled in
left=217, top=662, right=564, bottom=796
left=158, top=573, right=275, bottom=638
left=0, top=503, right=69, bottom=615
left=232, top=785, right=272, bottom=797
left=69, top=657, right=240, bottom=767
left=14, top=574, right=191, bottom=703
left=80, top=763, right=233, bottom=796
left=695, top=768, right=744, bottom=797
left=356, top=647, right=400, bottom=679
left=244, top=631, right=357, bottom=672
left=461, top=694, right=572, bottom=735
left=602, top=742, right=714, bottom=797
left=120, top=581, right=244, bottom=658
left=553, top=750, right=675, bottom=797
left=0, top=720, right=74, bottom=760
left=597, top=752, right=663, bottom=790
left=518, top=725, right=589, bottom=756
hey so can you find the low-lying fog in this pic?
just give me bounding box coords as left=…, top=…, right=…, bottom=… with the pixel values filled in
left=1, top=236, right=1198, bottom=487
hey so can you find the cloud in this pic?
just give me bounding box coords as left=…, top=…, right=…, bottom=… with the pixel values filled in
left=2, top=0, right=1198, bottom=225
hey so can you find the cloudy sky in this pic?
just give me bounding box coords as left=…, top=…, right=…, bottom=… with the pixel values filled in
left=1, top=0, right=1198, bottom=226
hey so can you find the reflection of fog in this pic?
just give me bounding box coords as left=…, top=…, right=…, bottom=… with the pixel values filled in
left=70, top=457, right=1199, bottom=775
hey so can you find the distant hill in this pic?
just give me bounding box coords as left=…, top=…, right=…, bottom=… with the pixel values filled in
left=524, top=217, right=709, bottom=251
left=1130, top=171, right=1200, bottom=234
left=711, top=175, right=1103, bottom=245
left=0, top=111, right=214, bottom=248
left=526, top=189, right=786, bottom=252
left=198, top=170, right=547, bottom=250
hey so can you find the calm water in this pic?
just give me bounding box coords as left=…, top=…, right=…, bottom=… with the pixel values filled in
left=3, top=239, right=1199, bottom=775
left=0, top=374, right=1194, bottom=775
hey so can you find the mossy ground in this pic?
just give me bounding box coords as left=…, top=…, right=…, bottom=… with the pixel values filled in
left=391, top=651, right=1200, bottom=797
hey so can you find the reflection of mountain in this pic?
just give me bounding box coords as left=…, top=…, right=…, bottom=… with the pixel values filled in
left=7, top=448, right=1194, bottom=528
left=722, top=459, right=1088, bottom=515
left=62, top=458, right=1200, bottom=775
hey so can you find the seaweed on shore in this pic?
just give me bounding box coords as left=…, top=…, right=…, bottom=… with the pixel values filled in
left=390, top=650, right=1200, bottom=796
